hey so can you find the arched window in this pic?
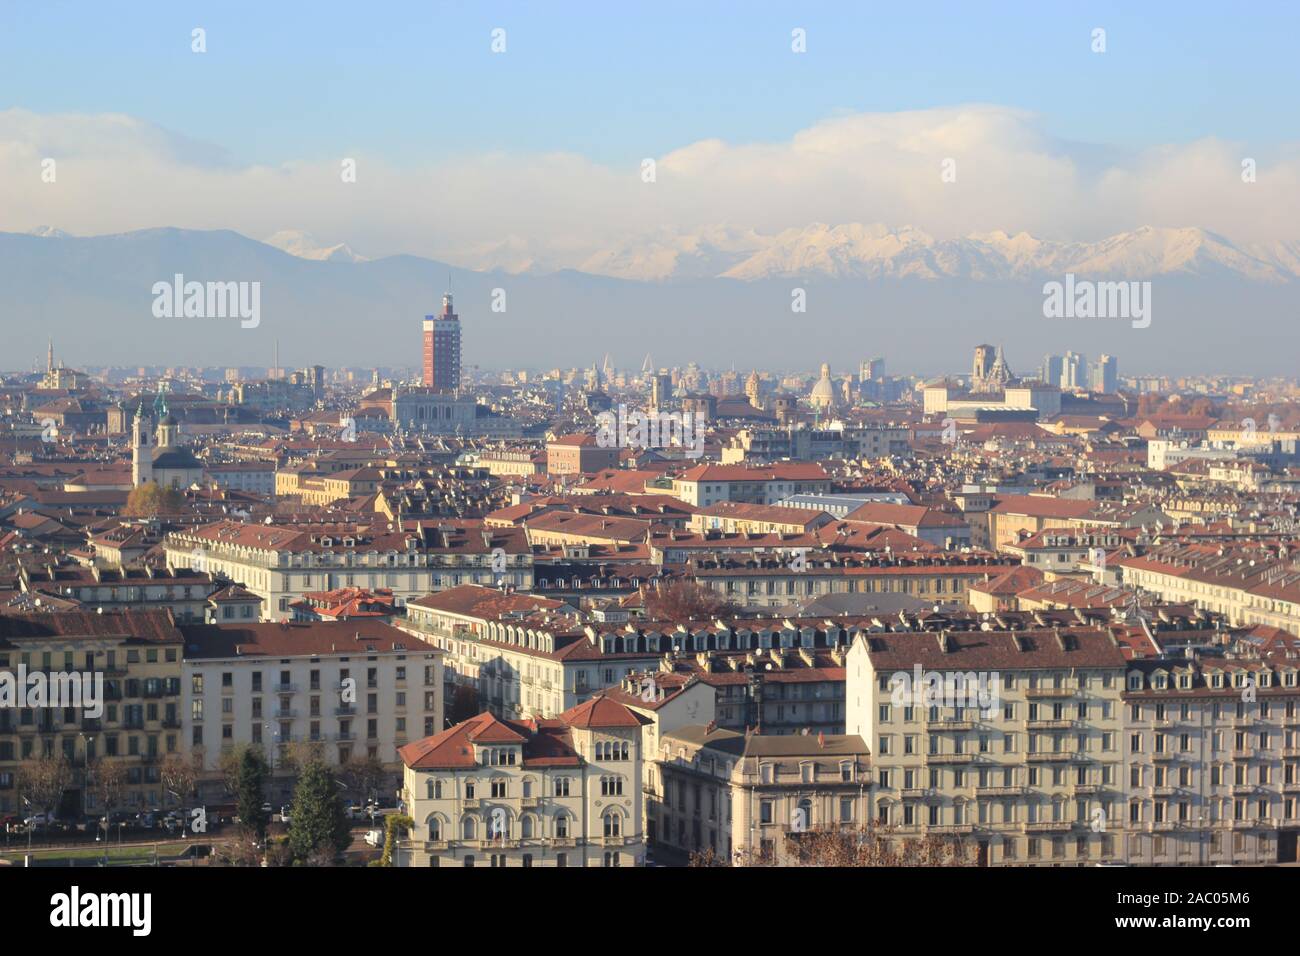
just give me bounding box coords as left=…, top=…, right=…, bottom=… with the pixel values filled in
left=604, top=811, right=622, bottom=837
left=521, top=815, right=534, bottom=839
left=461, top=816, right=477, bottom=840
left=426, top=815, right=442, bottom=841
left=555, top=813, right=569, bottom=838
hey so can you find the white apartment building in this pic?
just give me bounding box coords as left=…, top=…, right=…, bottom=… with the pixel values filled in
left=847, top=627, right=1129, bottom=866
left=398, top=584, right=660, bottom=720
left=164, top=519, right=532, bottom=621
left=394, top=696, right=646, bottom=867
left=180, top=619, right=442, bottom=805
left=1122, top=650, right=1300, bottom=865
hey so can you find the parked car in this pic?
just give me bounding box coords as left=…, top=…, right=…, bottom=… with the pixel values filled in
left=363, top=829, right=384, bottom=847
left=345, top=805, right=368, bottom=822
left=278, top=806, right=292, bottom=826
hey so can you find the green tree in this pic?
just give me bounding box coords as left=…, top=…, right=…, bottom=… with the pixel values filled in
left=235, top=747, right=270, bottom=843
left=287, top=759, right=351, bottom=864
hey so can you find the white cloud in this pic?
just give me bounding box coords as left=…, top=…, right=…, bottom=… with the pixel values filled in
left=3, top=104, right=1298, bottom=274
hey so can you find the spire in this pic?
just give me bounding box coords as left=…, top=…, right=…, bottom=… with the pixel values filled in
left=47, top=338, right=54, bottom=374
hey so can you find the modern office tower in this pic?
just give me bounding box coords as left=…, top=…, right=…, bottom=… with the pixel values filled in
left=1042, top=354, right=1064, bottom=387
left=1093, top=354, right=1118, bottom=393
left=1063, top=351, right=1087, bottom=389
left=860, top=357, right=885, bottom=382
left=422, top=292, right=462, bottom=391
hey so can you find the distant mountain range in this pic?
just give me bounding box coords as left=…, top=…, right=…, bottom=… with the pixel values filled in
left=1, top=225, right=1297, bottom=374
left=574, top=223, right=1300, bottom=282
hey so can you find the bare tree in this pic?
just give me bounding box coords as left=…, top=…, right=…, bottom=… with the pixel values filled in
left=279, top=739, right=325, bottom=781
left=779, top=822, right=980, bottom=867
left=340, top=753, right=387, bottom=804
left=159, top=752, right=202, bottom=809
left=642, top=580, right=739, bottom=621
left=86, top=757, right=128, bottom=831
left=17, top=753, right=74, bottom=819
left=218, top=743, right=259, bottom=795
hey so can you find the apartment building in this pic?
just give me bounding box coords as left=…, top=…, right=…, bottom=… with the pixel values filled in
left=395, top=696, right=646, bottom=867
left=19, top=564, right=223, bottom=623
left=398, top=585, right=659, bottom=720
left=691, top=554, right=1021, bottom=609
left=0, top=609, right=184, bottom=816
left=1116, top=543, right=1300, bottom=632
left=180, top=619, right=441, bottom=805
left=163, top=519, right=532, bottom=620
left=1122, top=648, right=1300, bottom=865
left=650, top=725, right=871, bottom=864
left=847, top=626, right=1129, bottom=866
left=669, top=463, right=831, bottom=507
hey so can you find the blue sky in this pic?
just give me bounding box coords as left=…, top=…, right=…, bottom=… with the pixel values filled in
left=2, top=0, right=1296, bottom=168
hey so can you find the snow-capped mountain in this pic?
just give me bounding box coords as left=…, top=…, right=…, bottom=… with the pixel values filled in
left=263, top=229, right=367, bottom=263
left=572, top=222, right=1300, bottom=282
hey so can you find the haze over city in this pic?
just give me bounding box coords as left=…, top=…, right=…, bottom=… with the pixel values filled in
left=0, top=0, right=1297, bottom=931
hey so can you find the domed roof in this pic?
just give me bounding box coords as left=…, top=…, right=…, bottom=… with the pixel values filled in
left=809, top=362, right=836, bottom=408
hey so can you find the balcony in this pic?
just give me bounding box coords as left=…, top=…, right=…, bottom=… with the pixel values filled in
left=1023, top=820, right=1073, bottom=833
left=1026, top=752, right=1072, bottom=763
left=900, top=788, right=933, bottom=799
left=273, top=709, right=297, bottom=720
left=925, top=753, right=975, bottom=764
left=928, top=719, right=976, bottom=732
left=976, top=786, right=1026, bottom=797
left=1025, top=688, right=1075, bottom=699
left=335, top=705, right=355, bottom=717
left=1027, top=719, right=1074, bottom=731
left=335, top=732, right=355, bottom=741
left=274, top=683, right=298, bottom=694
left=1151, top=785, right=1178, bottom=797
left=1072, top=784, right=1103, bottom=796
left=927, top=824, right=975, bottom=835
left=1151, top=751, right=1176, bottom=762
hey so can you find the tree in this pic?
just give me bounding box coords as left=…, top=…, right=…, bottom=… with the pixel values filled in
left=86, top=757, right=128, bottom=833
left=379, top=813, right=413, bottom=867
left=159, top=753, right=201, bottom=831
left=234, top=747, right=270, bottom=843
left=774, top=822, right=980, bottom=867
left=159, top=752, right=200, bottom=801
left=287, top=759, right=352, bottom=864
left=16, top=754, right=73, bottom=819
left=642, top=580, right=739, bottom=621
left=123, top=481, right=186, bottom=517
left=279, top=739, right=325, bottom=781
left=340, top=752, right=387, bottom=805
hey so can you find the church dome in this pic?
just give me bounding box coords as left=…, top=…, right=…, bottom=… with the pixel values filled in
left=809, top=362, right=837, bottom=409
